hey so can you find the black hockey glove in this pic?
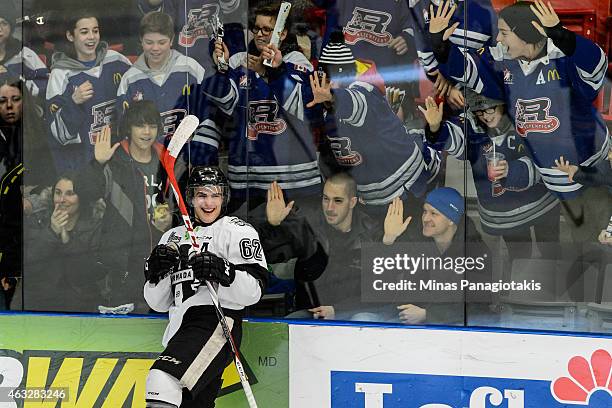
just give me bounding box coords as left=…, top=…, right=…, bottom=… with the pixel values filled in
left=145, top=244, right=180, bottom=284
left=188, top=251, right=236, bottom=287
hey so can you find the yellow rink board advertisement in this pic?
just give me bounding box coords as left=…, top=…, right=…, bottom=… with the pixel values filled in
left=0, top=313, right=288, bottom=407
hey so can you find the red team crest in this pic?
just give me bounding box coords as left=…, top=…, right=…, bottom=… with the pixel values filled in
left=247, top=100, right=287, bottom=140
left=328, top=136, right=363, bottom=166
left=515, top=97, right=560, bottom=137
left=178, top=4, right=219, bottom=47
left=343, top=7, right=393, bottom=46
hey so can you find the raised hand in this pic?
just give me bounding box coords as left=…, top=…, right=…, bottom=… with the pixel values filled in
left=447, top=87, right=465, bottom=110
left=429, top=0, right=460, bottom=41
left=431, top=70, right=452, bottom=96
left=388, top=36, right=409, bottom=56
left=553, top=156, right=578, bottom=182
left=266, top=181, right=294, bottom=226
left=418, top=96, right=444, bottom=132
left=530, top=0, right=560, bottom=36
left=94, top=125, right=120, bottom=164
left=71, top=80, right=94, bottom=104
left=383, top=196, right=412, bottom=245
left=307, top=72, right=333, bottom=108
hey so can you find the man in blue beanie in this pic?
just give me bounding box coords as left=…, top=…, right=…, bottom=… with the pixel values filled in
left=384, top=187, right=492, bottom=325
left=422, top=187, right=465, bottom=253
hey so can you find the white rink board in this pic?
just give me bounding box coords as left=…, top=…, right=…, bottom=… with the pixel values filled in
left=289, top=324, right=612, bottom=408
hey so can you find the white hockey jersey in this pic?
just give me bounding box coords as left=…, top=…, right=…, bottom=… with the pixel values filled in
left=144, top=215, right=267, bottom=346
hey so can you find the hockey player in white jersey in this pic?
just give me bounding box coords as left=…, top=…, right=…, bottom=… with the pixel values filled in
left=143, top=166, right=268, bottom=407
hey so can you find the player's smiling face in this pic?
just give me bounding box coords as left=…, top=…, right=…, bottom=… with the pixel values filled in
left=129, top=123, right=157, bottom=151
left=192, top=186, right=224, bottom=224
left=422, top=203, right=454, bottom=238
left=496, top=19, right=530, bottom=59
left=0, top=84, right=22, bottom=124
left=53, top=179, right=80, bottom=216
left=67, top=17, right=100, bottom=62
left=141, top=32, right=173, bottom=69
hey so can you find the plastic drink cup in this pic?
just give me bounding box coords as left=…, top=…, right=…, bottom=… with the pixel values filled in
left=485, top=152, right=505, bottom=182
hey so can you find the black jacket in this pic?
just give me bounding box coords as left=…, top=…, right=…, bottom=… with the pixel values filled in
left=81, top=140, right=168, bottom=309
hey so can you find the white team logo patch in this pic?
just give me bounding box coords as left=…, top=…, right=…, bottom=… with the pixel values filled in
left=89, top=100, right=115, bottom=144
left=179, top=4, right=220, bottom=47
left=247, top=100, right=287, bottom=140
left=344, top=7, right=393, bottom=46
left=503, top=68, right=513, bottom=85
left=515, top=97, right=560, bottom=137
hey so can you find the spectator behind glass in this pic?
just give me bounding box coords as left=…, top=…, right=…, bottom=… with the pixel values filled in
left=0, top=4, right=49, bottom=97
left=429, top=0, right=611, bottom=244
left=419, top=91, right=561, bottom=261
left=385, top=187, right=493, bottom=325
left=116, top=11, right=212, bottom=165
left=46, top=9, right=131, bottom=172
left=24, top=173, right=105, bottom=312
left=309, top=35, right=437, bottom=217
left=204, top=1, right=324, bottom=211
left=0, top=77, right=22, bottom=310
left=261, top=174, right=387, bottom=321
left=0, top=78, right=57, bottom=310
left=81, top=100, right=174, bottom=313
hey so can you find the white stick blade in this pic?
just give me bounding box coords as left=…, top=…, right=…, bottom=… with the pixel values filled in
left=167, top=115, right=200, bottom=158
left=263, top=2, right=292, bottom=67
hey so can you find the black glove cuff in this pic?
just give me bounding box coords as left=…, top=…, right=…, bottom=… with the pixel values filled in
left=544, top=22, right=576, bottom=56
left=429, top=31, right=450, bottom=63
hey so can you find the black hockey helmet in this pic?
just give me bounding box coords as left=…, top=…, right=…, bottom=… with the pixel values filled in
left=186, top=166, right=230, bottom=213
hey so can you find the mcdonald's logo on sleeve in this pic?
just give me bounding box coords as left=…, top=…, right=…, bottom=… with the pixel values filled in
left=113, top=73, right=123, bottom=85
left=547, top=69, right=560, bottom=82
left=182, top=84, right=191, bottom=95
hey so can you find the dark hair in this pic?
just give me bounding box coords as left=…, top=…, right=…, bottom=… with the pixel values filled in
left=251, top=2, right=293, bottom=34
left=499, top=2, right=546, bottom=44
left=64, top=9, right=99, bottom=36
left=0, top=77, right=22, bottom=124
left=139, top=11, right=174, bottom=40
left=122, top=100, right=162, bottom=139
left=326, top=172, right=357, bottom=199
left=0, top=1, right=18, bottom=30
left=0, top=77, right=22, bottom=95
left=52, top=172, right=95, bottom=218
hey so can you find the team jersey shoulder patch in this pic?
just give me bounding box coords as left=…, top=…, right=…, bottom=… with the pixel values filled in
left=226, top=216, right=254, bottom=229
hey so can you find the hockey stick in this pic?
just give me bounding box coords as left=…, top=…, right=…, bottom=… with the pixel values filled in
left=161, top=115, right=259, bottom=408
left=262, top=2, right=292, bottom=67
left=213, top=15, right=229, bottom=73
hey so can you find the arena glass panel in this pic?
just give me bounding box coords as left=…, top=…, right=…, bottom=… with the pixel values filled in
left=3, top=1, right=611, bottom=335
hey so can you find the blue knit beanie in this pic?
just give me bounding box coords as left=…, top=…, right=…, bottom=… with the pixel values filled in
left=425, top=187, right=465, bottom=224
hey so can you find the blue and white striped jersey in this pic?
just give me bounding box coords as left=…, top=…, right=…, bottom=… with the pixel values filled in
left=439, top=35, right=610, bottom=199
left=409, top=0, right=497, bottom=74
